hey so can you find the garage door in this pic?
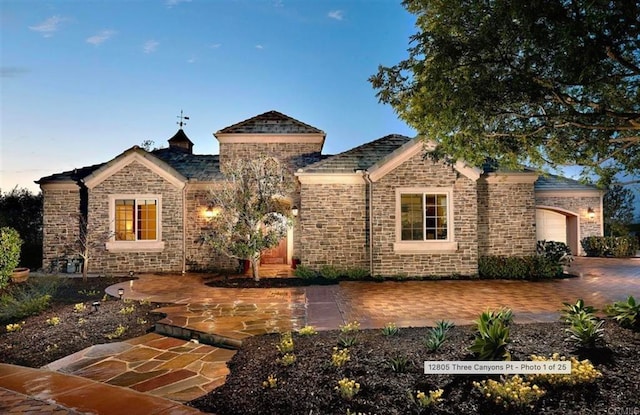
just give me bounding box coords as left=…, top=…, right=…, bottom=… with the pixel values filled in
left=536, top=209, right=566, bottom=243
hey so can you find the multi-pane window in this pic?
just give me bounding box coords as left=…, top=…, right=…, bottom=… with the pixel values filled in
left=115, top=199, right=157, bottom=241
left=400, top=193, right=448, bottom=241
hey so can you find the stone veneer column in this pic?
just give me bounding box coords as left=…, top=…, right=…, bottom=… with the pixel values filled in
left=41, top=184, right=82, bottom=271
left=477, top=175, right=538, bottom=257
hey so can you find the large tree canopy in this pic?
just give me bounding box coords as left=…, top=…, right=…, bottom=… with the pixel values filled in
left=371, top=0, right=639, bottom=176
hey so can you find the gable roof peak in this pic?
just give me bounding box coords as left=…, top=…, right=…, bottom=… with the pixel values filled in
left=216, top=110, right=325, bottom=135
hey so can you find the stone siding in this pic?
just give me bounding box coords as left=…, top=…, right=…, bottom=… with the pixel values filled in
left=372, top=155, right=479, bottom=277
left=184, top=184, right=237, bottom=271
left=41, top=186, right=82, bottom=272
left=87, top=161, right=184, bottom=273
left=535, top=193, right=603, bottom=248
left=299, top=183, right=368, bottom=268
left=477, top=179, right=537, bottom=257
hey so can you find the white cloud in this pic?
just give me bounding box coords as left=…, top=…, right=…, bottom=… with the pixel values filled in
left=86, top=30, right=116, bottom=45
left=143, top=40, right=159, bottom=54
left=187, top=56, right=196, bottom=64
left=210, top=43, right=221, bottom=49
left=165, top=0, right=191, bottom=7
left=255, top=44, right=264, bottom=49
left=273, top=0, right=284, bottom=7
left=328, top=10, right=344, bottom=20
left=29, top=15, right=67, bottom=37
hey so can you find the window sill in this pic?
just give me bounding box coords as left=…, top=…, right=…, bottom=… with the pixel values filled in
left=393, top=241, right=458, bottom=254
left=105, top=241, right=165, bottom=252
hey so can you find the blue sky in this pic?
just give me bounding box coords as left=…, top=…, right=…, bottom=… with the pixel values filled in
left=1, top=0, right=638, bottom=220
left=1, top=0, right=416, bottom=192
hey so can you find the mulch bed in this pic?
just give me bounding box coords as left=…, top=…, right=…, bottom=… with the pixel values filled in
left=189, top=321, right=640, bottom=415
left=0, top=277, right=165, bottom=368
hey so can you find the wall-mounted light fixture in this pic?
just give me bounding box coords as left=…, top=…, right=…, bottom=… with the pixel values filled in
left=587, top=207, right=595, bottom=220
left=204, top=205, right=221, bottom=219
left=291, top=206, right=299, bottom=217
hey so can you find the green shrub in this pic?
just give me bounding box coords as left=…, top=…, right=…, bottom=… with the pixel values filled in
left=0, top=227, right=23, bottom=289
left=473, top=375, right=545, bottom=409
left=387, top=355, right=409, bottom=372
left=528, top=353, right=602, bottom=386
left=319, top=265, right=342, bottom=280
left=561, top=300, right=604, bottom=348
left=0, top=277, right=60, bottom=324
left=293, top=265, right=318, bottom=279
left=344, top=267, right=369, bottom=280
left=565, top=312, right=604, bottom=349
left=536, top=240, right=574, bottom=265
left=424, top=320, right=455, bottom=352
left=479, top=255, right=561, bottom=279
left=470, top=309, right=512, bottom=360
left=605, top=296, right=639, bottom=330
left=561, top=299, right=596, bottom=323
left=581, top=236, right=639, bottom=257
left=381, top=322, right=399, bottom=336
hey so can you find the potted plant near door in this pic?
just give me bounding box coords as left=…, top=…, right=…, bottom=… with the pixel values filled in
left=291, top=257, right=301, bottom=269
left=0, top=227, right=26, bottom=287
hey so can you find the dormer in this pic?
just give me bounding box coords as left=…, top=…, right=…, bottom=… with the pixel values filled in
left=215, top=110, right=325, bottom=171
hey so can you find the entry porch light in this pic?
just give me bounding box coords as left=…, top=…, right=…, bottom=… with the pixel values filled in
left=291, top=206, right=299, bottom=217
left=587, top=207, right=595, bottom=220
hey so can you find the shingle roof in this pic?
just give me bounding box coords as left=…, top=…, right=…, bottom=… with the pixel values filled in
left=300, top=134, right=412, bottom=173
left=151, top=148, right=223, bottom=181
left=216, top=110, right=325, bottom=135
left=36, top=162, right=106, bottom=184
left=534, top=174, right=600, bottom=191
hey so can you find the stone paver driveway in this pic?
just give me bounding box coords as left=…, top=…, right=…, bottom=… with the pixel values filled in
left=336, top=257, right=640, bottom=328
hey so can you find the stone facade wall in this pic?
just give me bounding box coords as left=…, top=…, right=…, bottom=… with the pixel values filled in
left=372, top=155, right=479, bottom=277
left=87, top=161, right=184, bottom=273
left=184, top=184, right=237, bottom=271
left=41, top=185, right=82, bottom=271
left=535, top=193, right=603, bottom=242
left=299, top=183, right=368, bottom=268
left=477, top=179, right=537, bottom=257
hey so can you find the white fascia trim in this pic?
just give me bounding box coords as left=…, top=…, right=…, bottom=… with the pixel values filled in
left=482, top=172, right=539, bottom=184
left=535, top=189, right=604, bottom=197
left=83, top=152, right=186, bottom=190
left=215, top=133, right=326, bottom=145
left=368, top=139, right=481, bottom=182
left=39, top=182, right=80, bottom=191
left=393, top=241, right=459, bottom=254
left=295, top=173, right=366, bottom=185
left=368, top=139, right=423, bottom=182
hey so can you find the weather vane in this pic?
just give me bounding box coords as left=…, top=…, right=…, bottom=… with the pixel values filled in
left=177, top=110, right=190, bottom=128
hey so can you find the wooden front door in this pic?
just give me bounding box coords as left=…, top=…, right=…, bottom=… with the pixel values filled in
left=261, top=236, right=287, bottom=264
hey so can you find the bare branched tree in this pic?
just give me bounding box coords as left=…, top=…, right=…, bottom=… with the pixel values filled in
left=203, top=157, right=293, bottom=281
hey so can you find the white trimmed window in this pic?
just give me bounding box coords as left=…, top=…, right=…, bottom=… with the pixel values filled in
left=106, top=195, right=164, bottom=252
left=394, top=187, right=457, bottom=253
